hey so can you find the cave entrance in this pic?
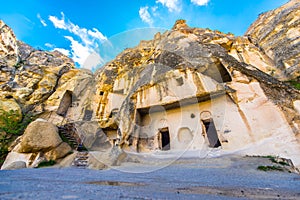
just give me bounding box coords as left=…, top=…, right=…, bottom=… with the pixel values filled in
left=202, top=119, right=221, bottom=148
left=57, top=90, right=73, bottom=117
left=159, top=127, right=170, bottom=151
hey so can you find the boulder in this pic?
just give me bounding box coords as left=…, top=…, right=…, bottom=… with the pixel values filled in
left=1, top=151, right=32, bottom=170
left=2, top=161, right=26, bottom=170
left=44, top=142, right=72, bottom=160
left=17, top=119, right=62, bottom=153
left=57, top=152, right=77, bottom=168
left=88, top=146, right=127, bottom=170
left=74, top=121, right=112, bottom=151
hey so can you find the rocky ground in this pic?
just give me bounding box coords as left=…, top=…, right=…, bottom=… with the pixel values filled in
left=0, top=155, right=299, bottom=200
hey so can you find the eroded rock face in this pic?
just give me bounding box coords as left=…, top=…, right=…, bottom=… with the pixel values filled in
left=0, top=20, right=18, bottom=68
left=94, top=18, right=300, bottom=168
left=0, top=21, right=75, bottom=111
left=1, top=1, right=300, bottom=170
left=246, top=0, right=300, bottom=80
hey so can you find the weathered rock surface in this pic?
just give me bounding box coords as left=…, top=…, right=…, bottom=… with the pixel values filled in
left=0, top=20, right=18, bottom=68
left=44, top=142, right=72, bottom=160
left=246, top=0, right=300, bottom=80
left=1, top=161, right=26, bottom=170
left=1, top=1, right=300, bottom=170
left=88, top=146, right=127, bottom=170
left=17, top=119, right=62, bottom=153
left=0, top=20, right=75, bottom=111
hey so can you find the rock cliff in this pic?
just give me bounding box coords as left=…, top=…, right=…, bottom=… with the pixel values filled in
left=0, top=0, right=300, bottom=170
left=246, top=0, right=300, bottom=80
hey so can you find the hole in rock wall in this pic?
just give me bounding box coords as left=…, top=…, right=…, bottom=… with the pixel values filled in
left=57, top=90, right=73, bottom=117
left=159, top=127, right=170, bottom=151
left=202, top=119, right=221, bottom=148
left=202, top=62, right=232, bottom=83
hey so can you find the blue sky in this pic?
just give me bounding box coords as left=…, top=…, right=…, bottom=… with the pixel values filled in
left=0, top=0, right=288, bottom=70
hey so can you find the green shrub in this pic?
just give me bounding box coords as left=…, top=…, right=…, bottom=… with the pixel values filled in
left=0, top=109, right=32, bottom=135
left=0, top=109, right=34, bottom=167
left=262, top=155, right=290, bottom=166
left=257, top=165, right=284, bottom=171
left=37, top=160, right=56, bottom=168
left=286, top=79, right=300, bottom=90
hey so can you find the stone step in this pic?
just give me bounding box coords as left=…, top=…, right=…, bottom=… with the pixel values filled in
left=72, top=151, right=89, bottom=168
left=75, top=157, right=89, bottom=161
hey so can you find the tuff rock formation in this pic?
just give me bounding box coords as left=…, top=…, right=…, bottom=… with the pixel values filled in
left=246, top=0, right=300, bottom=80
left=0, top=0, right=300, bottom=170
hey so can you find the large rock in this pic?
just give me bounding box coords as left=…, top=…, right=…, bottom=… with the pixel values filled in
left=1, top=161, right=26, bottom=170
left=74, top=121, right=112, bottom=151
left=17, top=119, right=62, bottom=153
left=88, top=146, right=127, bottom=170
left=246, top=0, right=300, bottom=80
left=1, top=151, right=32, bottom=170
left=44, top=142, right=72, bottom=160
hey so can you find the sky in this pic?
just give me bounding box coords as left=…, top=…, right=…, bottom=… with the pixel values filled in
left=0, top=0, right=288, bottom=70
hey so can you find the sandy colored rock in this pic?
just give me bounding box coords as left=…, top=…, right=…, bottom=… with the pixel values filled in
left=1, top=161, right=26, bottom=170
left=0, top=20, right=74, bottom=110
left=17, top=119, right=62, bottom=153
left=44, top=142, right=72, bottom=160
left=89, top=146, right=127, bottom=170
left=1, top=1, right=300, bottom=170
left=0, top=20, right=18, bottom=67
left=246, top=0, right=300, bottom=80
left=293, top=100, right=300, bottom=114
left=1, top=151, right=32, bottom=170
left=57, top=151, right=77, bottom=168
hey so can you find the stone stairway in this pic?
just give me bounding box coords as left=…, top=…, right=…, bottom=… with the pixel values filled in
left=58, top=124, right=89, bottom=168
left=58, top=124, right=81, bottom=150
left=72, top=151, right=89, bottom=168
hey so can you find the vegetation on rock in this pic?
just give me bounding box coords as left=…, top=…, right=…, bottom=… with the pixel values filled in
left=257, top=165, right=284, bottom=172
left=0, top=109, right=33, bottom=166
left=37, top=160, right=56, bottom=168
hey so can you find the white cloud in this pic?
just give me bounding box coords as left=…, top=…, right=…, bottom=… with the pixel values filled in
left=48, top=12, right=107, bottom=70
left=49, top=12, right=66, bottom=29
left=156, top=0, right=181, bottom=12
left=45, top=43, right=55, bottom=48
left=64, top=36, right=91, bottom=67
left=191, top=0, right=210, bottom=6
left=53, top=48, right=70, bottom=57
left=37, top=13, right=47, bottom=27
left=139, top=6, right=154, bottom=27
